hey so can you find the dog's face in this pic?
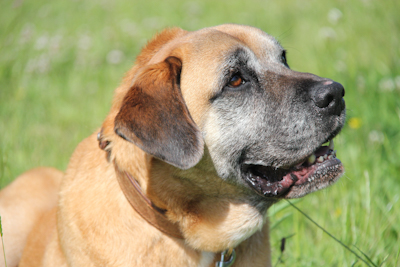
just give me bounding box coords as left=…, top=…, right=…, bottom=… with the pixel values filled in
left=113, top=24, right=345, bottom=201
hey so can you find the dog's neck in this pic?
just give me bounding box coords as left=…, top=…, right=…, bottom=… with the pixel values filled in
left=114, top=161, right=240, bottom=266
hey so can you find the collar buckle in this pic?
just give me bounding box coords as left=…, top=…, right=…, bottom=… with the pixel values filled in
left=215, top=248, right=236, bottom=267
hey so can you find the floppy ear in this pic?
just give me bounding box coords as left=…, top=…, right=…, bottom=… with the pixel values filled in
left=114, top=57, right=204, bottom=170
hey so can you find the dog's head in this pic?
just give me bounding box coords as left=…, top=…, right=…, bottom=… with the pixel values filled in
left=110, top=24, right=345, bottom=201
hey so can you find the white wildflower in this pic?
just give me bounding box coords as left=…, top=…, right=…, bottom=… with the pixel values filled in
left=35, top=35, right=49, bottom=50
left=319, top=27, right=336, bottom=40
left=368, top=130, right=384, bottom=144
left=379, top=78, right=395, bottom=92
left=328, top=8, right=343, bottom=25
left=106, top=49, right=124, bottom=64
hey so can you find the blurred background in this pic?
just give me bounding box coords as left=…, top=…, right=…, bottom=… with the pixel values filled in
left=0, top=0, right=399, bottom=265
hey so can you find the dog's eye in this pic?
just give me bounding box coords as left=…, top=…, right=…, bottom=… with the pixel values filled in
left=228, top=74, right=245, bottom=88
left=281, top=50, right=288, bottom=66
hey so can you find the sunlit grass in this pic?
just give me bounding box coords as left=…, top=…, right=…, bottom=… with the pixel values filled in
left=0, top=216, right=7, bottom=267
left=0, top=0, right=399, bottom=266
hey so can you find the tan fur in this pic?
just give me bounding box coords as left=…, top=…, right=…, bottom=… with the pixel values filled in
left=1, top=25, right=302, bottom=266
left=0, top=168, right=62, bottom=267
left=19, top=208, right=59, bottom=266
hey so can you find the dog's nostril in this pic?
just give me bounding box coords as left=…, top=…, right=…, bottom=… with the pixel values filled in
left=326, top=95, right=334, bottom=107
left=312, top=81, right=345, bottom=113
left=314, top=92, right=335, bottom=109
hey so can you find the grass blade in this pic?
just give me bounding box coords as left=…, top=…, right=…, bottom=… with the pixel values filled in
left=0, top=216, right=7, bottom=267
left=286, top=200, right=376, bottom=267
left=353, top=245, right=376, bottom=267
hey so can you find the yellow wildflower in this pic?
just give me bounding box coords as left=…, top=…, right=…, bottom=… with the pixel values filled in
left=348, top=117, right=362, bottom=129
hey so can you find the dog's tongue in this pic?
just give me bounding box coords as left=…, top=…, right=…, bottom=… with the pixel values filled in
left=245, top=165, right=296, bottom=196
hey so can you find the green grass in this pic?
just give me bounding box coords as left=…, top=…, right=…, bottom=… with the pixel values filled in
left=1, top=0, right=399, bottom=266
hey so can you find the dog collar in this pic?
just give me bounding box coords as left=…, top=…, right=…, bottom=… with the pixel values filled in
left=114, top=164, right=184, bottom=239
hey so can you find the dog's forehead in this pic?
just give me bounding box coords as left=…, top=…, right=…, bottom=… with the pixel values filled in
left=185, top=25, right=283, bottom=62
left=210, top=24, right=283, bottom=58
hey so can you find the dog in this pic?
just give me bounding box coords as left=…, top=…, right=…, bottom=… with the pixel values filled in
left=0, top=24, right=345, bottom=267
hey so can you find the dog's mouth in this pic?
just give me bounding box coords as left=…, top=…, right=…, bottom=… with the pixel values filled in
left=241, top=139, right=343, bottom=199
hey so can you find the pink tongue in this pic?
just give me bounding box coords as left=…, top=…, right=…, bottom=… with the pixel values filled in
left=285, top=163, right=317, bottom=186
left=280, top=173, right=298, bottom=188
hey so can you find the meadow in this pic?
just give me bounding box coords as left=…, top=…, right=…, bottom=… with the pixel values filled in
left=1, top=0, right=399, bottom=265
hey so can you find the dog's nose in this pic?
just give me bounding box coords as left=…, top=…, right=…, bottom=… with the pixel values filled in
left=312, top=81, right=345, bottom=115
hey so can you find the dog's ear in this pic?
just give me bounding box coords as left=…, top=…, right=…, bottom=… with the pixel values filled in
left=114, top=57, right=204, bottom=170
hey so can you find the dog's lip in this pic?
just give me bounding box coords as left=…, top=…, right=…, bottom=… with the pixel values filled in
left=241, top=138, right=343, bottom=198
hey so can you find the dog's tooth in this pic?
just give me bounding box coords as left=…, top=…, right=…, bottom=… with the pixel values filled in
left=329, top=140, right=334, bottom=150
left=307, top=154, right=316, bottom=164
left=328, top=155, right=333, bottom=160
left=323, top=154, right=328, bottom=160
left=317, top=156, right=324, bottom=163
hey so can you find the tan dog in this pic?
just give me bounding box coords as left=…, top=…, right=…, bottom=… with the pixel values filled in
left=0, top=24, right=346, bottom=267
